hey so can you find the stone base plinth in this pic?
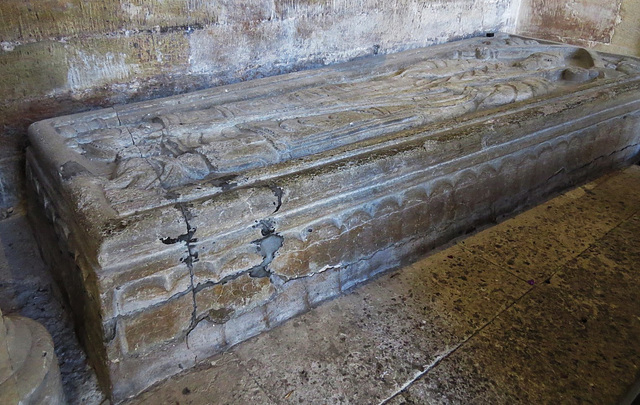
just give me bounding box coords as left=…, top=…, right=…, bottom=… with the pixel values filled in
left=26, top=34, right=640, bottom=402
left=0, top=312, right=64, bottom=405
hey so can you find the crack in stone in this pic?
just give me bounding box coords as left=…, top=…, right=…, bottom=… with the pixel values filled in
left=544, top=143, right=640, bottom=186
left=276, top=229, right=416, bottom=285
left=114, top=108, right=144, bottom=159
left=185, top=218, right=283, bottom=331
left=114, top=107, right=176, bottom=193
left=102, top=288, right=195, bottom=344
left=153, top=140, right=640, bottom=369
left=117, top=289, right=195, bottom=318
left=172, top=203, right=199, bottom=333
left=191, top=219, right=284, bottom=295
left=546, top=167, right=566, bottom=182
left=578, top=143, right=640, bottom=172
left=268, top=185, right=284, bottom=213
left=249, top=224, right=284, bottom=278
left=116, top=112, right=135, bottom=144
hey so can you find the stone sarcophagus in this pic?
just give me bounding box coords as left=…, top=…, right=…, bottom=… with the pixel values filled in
left=26, top=34, right=640, bottom=401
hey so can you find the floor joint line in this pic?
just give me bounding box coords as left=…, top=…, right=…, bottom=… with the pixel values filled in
left=379, top=285, right=535, bottom=404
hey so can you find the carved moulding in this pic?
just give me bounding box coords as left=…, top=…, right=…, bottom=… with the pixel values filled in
left=26, top=34, right=640, bottom=402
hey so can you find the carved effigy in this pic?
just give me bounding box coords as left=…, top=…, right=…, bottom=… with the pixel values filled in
left=26, top=34, right=640, bottom=402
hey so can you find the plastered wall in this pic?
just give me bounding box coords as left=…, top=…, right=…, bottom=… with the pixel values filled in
left=0, top=0, right=521, bottom=210
left=517, top=0, right=640, bottom=57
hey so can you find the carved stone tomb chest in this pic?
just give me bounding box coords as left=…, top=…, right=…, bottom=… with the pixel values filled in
left=26, top=34, right=640, bottom=401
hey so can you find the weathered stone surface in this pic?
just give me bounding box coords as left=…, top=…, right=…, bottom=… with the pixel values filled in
left=195, top=274, right=275, bottom=323
left=108, top=335, right=198, bottom=402
left=4, top=0, right=639, bottom=222
left=119, top=292, right=194, bottom=355
left=111, top=262, right=192, bottom=317
left=265, top=278, right=309, bottom=327
left=26, top=35, right=640, bottom=401
left=185, top=318, right=226, bottom=361
left=305, top=267, right=341, bottom=307
left=223, top=306, right=269, bottom=348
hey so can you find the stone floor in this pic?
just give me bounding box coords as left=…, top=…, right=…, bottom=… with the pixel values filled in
left=1, top=165, right=640, bottom=404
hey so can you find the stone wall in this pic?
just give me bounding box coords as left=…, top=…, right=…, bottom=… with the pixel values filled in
left=0, top=0, right=520, bottom=211
left=517, top=0, right=640, bottom=57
